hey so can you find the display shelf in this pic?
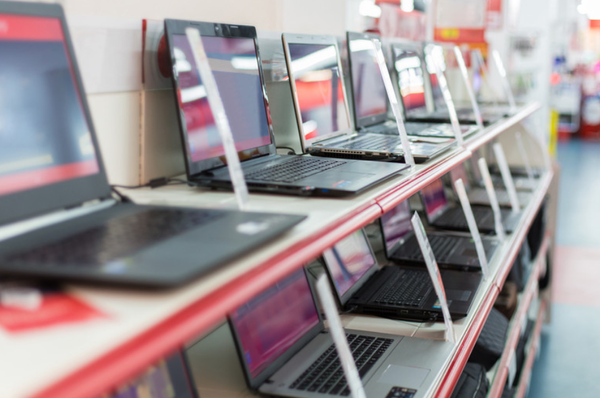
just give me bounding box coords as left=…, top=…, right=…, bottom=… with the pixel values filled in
left=514, top=301, right=546, bottom=398
left=0, top=104, right=550, bottom=398
left=487, top=233, right=550, bottom=397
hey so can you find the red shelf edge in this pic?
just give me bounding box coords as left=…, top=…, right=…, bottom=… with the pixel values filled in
left=30, top=203, right=382, bottom=398
left=435, top=285, right=500, bottom=398
left=515, top=301, right=546, bottom=398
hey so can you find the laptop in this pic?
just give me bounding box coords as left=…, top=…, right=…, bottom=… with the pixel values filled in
left=380, top=200, right=498, bottom=271
left=321, top=229, right=481, bottom=321
left=0, top=2, right=305, bottom=288
left=281, top=32, right=454, bottom=164
left=345, top=32, right=458, bottom=140
left=164, top=20, right=408, bottom=197
left=448, top=163, right=532, bottom=208
left=389, top=41, right=482, bottom=135
left=109, top=350, right=197, bottom=398
left=420, top=178, right=521, bottom=234
left=467, top=154, right=540, bottom=191
left=229, top=267, right=455, bottom=398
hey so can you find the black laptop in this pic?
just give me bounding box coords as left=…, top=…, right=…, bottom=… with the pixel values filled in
left=420, top=178, right=520, bottom=234
left=0, top=2, right=305, bottom=288
left=380, top=199, right=499, bottom=271
left=346, top=31, right=462, bottom=141
left=163, top=19, right=408, bottom=197
left=281, top=32, right=455, bottom=164
left=321, top=229, right=482, bottom=321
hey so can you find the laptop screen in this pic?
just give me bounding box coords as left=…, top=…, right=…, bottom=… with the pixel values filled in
left=392, top=48, right=427, bottom=116
left=287, top=42, right=351, bottom=142
left=0, top=15, right=100, bottom=198
left=421, top=179, right=449, bottom=222
left=449, top=163, right=471, bottom=190
left=423, top=44, right=447, bottom=109
left=109, top=350, right=195, bottom=398
left=347, top=36, right=387, bottom=124
left=380, top=200, right=413, bottom=255
left=230, top=268, right=320, bottom=380
left=322, top=229, right=376, bottom=300
left=170, top=32, right=272, bottom=174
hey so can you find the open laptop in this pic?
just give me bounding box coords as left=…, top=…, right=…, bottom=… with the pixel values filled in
left=321, top=229, right=481, bottom=321
left=420, top=178, right=521, bottom=234
left=467, top=154, right=541, bottom=191
left=0, top=3, right=305, bottom=288
left=448, top=163, right=532, bottom=208
left=391, top=42, right=490, bottom=128
left=164, top=20, right=408, bottom=197
left=229, top=267, right=455, bottom=398
left=380, top=200, right=498, bottom=271
left=346, top=32, right=458, bottom=140
left=281, top=33, right=455, bottom=164
left=109, top=350, right=197, bottom=398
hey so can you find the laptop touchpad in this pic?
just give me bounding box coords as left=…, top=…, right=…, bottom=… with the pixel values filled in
left=446, top=289, right=471, bottom=301
left=378, top=365, right=430, bottom=388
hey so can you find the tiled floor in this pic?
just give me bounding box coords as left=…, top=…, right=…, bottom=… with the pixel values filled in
left=528, top=139, right=600, bottom=398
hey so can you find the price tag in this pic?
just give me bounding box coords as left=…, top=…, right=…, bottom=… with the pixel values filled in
left=186, top=28, right=249, bottom=210
left=372, top=39, right=414, bottom=167
left=492, top=143, right=521, bottom=213
left=507, top=348, right=517, bottom=386
left=454, top=46, right=484, bottom=129
left=492, top=50, right=516, bottom=113
left=452, top=179, right=490, bottom=280
left=410, top=212, right=456, bottom=343
left=316, top=275, right=367, bottom=398
left=426, top=46, right=463, bottom=146
left=477, top=157, right=506, bottom=240
left=515, top=132, right=537, bottom=191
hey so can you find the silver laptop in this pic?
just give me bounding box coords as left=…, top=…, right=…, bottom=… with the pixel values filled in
left=229, top=267, right=454, bottom=398
left=281, top=33, right=455, bottom=164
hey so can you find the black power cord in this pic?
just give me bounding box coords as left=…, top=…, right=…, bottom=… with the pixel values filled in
left=110, top=177, right=201, bottom=203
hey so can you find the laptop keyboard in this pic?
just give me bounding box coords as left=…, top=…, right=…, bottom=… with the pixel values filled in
left=8, top=209, right=224, bottom=265
left=373, top=270, right=432, bottom=307
left=443, top=207, right=490, bottom=228
left=342, top=135, right=401, bottom=151
left=408, top=235, right=455, bottom=263
left=245, top=157, right=345, bottom=183
left=290, top=334, right=393, bottom=396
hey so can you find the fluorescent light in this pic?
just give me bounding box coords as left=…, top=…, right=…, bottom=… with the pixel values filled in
left=401, top=0, right=415, bottom=13
left=359, top=0, right=382, bottom=18
left=231, top=56, right=258, bottom=70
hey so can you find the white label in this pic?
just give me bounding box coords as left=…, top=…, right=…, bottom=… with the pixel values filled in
left=426, top=46, right=463, bottom=145
left=507, top=348, right=517, bottom=386
left=515, top=132, right=536, bottom=191
left=477, top=157, right=506, bottom=240
left=410, top=213, right=456, bottom=343
left=186, top=28, right=249, bottom=210
left=316, top=275, right=367, bottom=398
left=373, top=39, right=414, bottom=167
left=492, top=143, right=521, bottom=213
left=492, top=50, right=516, bottom=112
left=454, top=46, right=484, bottom=129
left=453, top=179, right=490, bottom=280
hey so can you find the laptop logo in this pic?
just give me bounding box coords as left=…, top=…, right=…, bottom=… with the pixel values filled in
left=236, top=221, right=270, bottom=235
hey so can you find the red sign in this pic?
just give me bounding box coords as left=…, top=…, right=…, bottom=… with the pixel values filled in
left=487, top=0, right=503, bottom=29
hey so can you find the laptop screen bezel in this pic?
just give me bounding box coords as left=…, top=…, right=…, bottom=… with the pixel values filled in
left=228, top=267, right=325, bottom=390
left=282, top=32, right=354, bottom=152
left=346, top=31, right=389, bottom=129
left=321, top=228, right=380, bottom=306
left=164, top=19, right=277, bottom=179
left=0, top=2, right=112, bottom=227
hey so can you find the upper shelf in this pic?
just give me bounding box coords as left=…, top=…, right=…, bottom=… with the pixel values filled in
left=1, top=103, right=543, bottom=398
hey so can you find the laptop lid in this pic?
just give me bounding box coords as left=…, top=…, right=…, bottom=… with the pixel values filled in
left=0, top=2, right=111, bottom=227
left=390, top=44, right=429, bottom=120
left=345, top=31, right=388, bottom=129
left=282, top=33, right=353, bottom=151
left=380, top=200, right=414, bottom=259
left=321, top=229, right=379, bottom=306
left=421, top=179, right=450, bottom=223
left=229, top=268, right=323, bottom=390
left=164, top=19, right=277, bottom=178
left=109, top=350, right=197, bottom=398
